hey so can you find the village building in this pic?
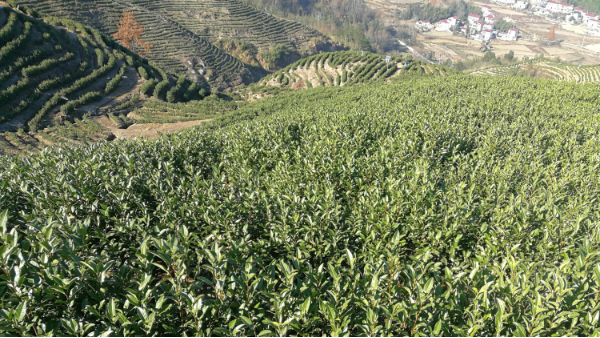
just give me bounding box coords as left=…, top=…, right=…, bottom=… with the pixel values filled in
left=436, top=19, right=452, bottom=31
left=546, top=1, right=574, bottom=14
left=476, top=20, right=485, bottom=31
left=416, top=20, right=434, bottom=31
left=482, top=29, right=494, bottom=42
left=587, top=18, right=600, bottom=30
left=497, top=27, right=518, bottom=41
left=485, top=14, right=496, bottom=23
left=584, top=13, right=597, bottom=23
left=513, top=0, right=528, bottom=10
left=482, top=5, right=493, bottom=15
left=468, top=14, right=481, bottom=25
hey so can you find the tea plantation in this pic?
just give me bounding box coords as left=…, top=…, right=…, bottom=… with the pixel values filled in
left=0, top=7, right=205, bottom=155
left=2, top=74, right=600, bottom=336
left=476, top=59, right=600, bottom=83
left=257, top=51, right=451, bottom=89
left=13, top=0, right=336, bottom=89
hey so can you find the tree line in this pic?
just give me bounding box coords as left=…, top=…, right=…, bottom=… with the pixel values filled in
left=240, top=0, right=397, bottom=53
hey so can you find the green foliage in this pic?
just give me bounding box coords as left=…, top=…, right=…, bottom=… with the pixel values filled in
left=166, top=76, right=188, bottom=103
left=504, top=50, right=515, bottom=61
left=401, top=0, right=482, bottom=22
left=0, top=21, right=32, bottom=65
left=259, top=44, right=289, bottom=69
left=21, top=52, right=74, bottom=77
left=105, top=64, right=127, bottom=94
left=482, top=51, right=497, bottom=62
left=494, top=19, right=516, bottom=33
left=60, top=91, right=102, bottom=114
left=140, top=79, right=159, bottom=96
left=0, top=10, right=18, bottom=46
left=138, top=66, right=150, bottom=80
left=2, top=76, right=600, bottom=335
left=253, top=51, right=446, bottom=94
left=153, top=80, right=170, bottom=101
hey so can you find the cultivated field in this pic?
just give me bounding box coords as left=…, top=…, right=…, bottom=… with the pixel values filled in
left=475, top=59, right=600, bottom=82
left=0, top=7, right=208, bottom=155
left=2, top=75, right=600, bottom=336
left=245, top=51, right=452, bottom=100
left=16, top=0, right=338, bottom=89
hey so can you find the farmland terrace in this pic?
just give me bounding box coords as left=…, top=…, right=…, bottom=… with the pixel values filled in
left=0, top=6, right=211, bottom=155
left=15, top=0, right=338, bottom=90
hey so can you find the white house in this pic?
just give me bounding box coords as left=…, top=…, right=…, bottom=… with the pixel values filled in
left=587, top=18, right=600, bottom=30
left=497, top=28, right=518, bottom=41
left=436, top=19, right=452, bottom=31
left=482, top=29, right=494, bottom=41
left=483, top=23, right=495, bottom=31
left=416, top=20, right=434, bottom=31
left=468, top=14, right=481, bottom=25
left=513, top=0, right=528, bottom=10
left=475, top=21, right=485, bottom=32
left=485, top=14, right=496, bottom=23
left=447, top=16, right=458, bottom=26
left=546, top=1, right=574, bottom=14
left=584, top=13, right=597, bottom=23
left=482, top=5, right=493, bottom=15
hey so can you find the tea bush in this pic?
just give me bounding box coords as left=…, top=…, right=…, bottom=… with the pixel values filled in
left=2, top=75, right=600, bottom=336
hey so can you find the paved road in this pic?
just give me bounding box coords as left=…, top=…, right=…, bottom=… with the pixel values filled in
left=394, top=37, right=435, bottom=64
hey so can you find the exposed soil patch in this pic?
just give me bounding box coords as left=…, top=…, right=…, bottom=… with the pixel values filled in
left=93, top=115, right=211, bottom=140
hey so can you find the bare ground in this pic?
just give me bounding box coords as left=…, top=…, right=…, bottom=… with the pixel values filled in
left=93, top=115, right=211, bottom=140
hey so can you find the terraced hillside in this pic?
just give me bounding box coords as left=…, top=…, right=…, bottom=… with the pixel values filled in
left=0, top=7, right=203, bottom=156
left=14, top=0, right=337, bottom=89
left=127, top=0, right=329, bottom=55
left=247, top=51, right=452, bottom=97
left=475, top=60, right=600, bottom=83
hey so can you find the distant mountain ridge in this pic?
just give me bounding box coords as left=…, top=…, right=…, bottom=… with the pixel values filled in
left=14, top=0, right=343, bottom=90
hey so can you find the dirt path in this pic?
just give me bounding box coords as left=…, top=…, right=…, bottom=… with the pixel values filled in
left=93, top=115, right=211, bottom=140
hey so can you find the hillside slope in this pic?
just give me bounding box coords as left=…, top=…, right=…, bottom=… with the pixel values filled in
left=13, top=0, right=340, bottom=90
left=263, top=51, right=451, bottom=88
left=1, top=75, right=600, bottom=336
left=0, top=7, right=207, bottom=155
left=475, top=60, right=600, bottom=83
left=240, top=51, right=453, bottom=100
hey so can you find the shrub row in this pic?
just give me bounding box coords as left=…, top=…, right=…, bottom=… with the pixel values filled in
left=105, top=63, right=127, bottom=94
left=28, top=54, right=116, bottom=131
left=21, top=52, right=74, bottom=77
left=166, top=75, right=186, bottom=103
left=0, top=11, right=17, bottom=46
left=60, top=91, right=102, bottom=114
left=0, top=49, right=54, bottom=83
left=0, top=21, right=32, bottom=65
left=138, top=66, right=150, bottom=80
left=153, top=80, right=170, bottom=100
left=140, top=79, right=158, bottom=96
